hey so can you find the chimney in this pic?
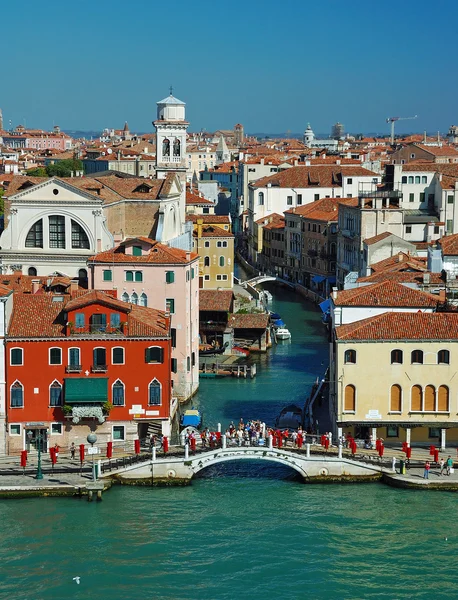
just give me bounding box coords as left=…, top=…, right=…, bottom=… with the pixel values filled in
left=70, top=279, right=79, bottom=295
left=439, top=289, right=446, bottom=303
left=332, top=287, right=338, bottom=300
left=31, top=279, right=40, bottom=294
left=398, top=253, right=403, bottom=262
left=186, top=251, right=191, bottom=261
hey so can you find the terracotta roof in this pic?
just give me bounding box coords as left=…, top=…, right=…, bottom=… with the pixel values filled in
left=194, top=225, right=234, bottom=238
left=413, top=144, right=458, bottom=157
left=186, top=214, right=231, bottom=224
left=8, top=291, right=169, bottom=338
left=356, top=271, right=444, bottom=285
left=89, top=239, right=198, bottom=265
left=251, top=165, right=378, bottom=189
left=186, top=190, right=213, bottom=205
left=199, top=290, right=234, bottom=312
left=333, top=281, right=439, bottom=308
left=364, top=232, right=395, bottom=246
left=370, top=252, right=426, bottom=273
left=336, top=312, right=458, bottom=341
left=0, top=274, right=79, bottom=294
left=439, top=234, right=458, bottom=256
left=228, top=313, right=269, bottom=329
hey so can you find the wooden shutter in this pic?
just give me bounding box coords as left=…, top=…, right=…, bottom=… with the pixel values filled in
left=425, top=385, right=435, bottom=411
left=390, top=385, right=402, bottom=412
left=344, top=385, right=356, bottom=412
left=411, top=385, right=422, bottom=411
left=438, top=386, right=449, bottom=412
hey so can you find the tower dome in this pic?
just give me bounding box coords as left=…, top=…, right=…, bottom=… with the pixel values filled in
left=303, top=123, right=315, bottom=145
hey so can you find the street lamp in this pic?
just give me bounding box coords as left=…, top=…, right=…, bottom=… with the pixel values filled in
left=87, top=433, right=97, bottom=481
left=27, top=430, right=43, bottom=480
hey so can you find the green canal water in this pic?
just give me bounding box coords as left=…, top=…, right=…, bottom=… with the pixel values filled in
left=1, top=286, right=457, bottom=599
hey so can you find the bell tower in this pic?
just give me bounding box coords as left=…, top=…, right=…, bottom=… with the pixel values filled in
left=154, top=90, right=189, bottom=243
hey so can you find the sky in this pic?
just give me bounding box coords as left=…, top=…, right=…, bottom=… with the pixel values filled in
left=2, top=0, right=458, bottom=136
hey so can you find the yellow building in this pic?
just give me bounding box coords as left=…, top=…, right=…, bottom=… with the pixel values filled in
left=333, top=311, right=458, bottom=448
left=191, top=218, right=234, bottom=289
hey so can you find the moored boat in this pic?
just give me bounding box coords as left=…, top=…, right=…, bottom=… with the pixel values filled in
left=180, top=409, right=202, bottom=429
left=276, top=328, right=291, bottom=340
left=275, top=404, right=303, bottom=429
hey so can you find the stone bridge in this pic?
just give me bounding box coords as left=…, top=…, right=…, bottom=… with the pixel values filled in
left=245, top=275, right=294, bottom=288
left=108, top=445, right=384, bottom=486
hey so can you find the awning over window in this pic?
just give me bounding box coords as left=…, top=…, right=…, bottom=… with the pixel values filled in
left=64, top=378, right=108, bottom=403
left=327, top=276, right=337, bottom=285
left=319, top=299, right=331, bottom=313
left=312, top=275, right=326, bottom=284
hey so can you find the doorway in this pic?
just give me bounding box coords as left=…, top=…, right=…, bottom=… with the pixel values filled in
left=25, top=429, right=48, bottom=452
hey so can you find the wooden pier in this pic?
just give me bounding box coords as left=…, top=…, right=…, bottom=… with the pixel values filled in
left=199, top=361, right=257, bottom=379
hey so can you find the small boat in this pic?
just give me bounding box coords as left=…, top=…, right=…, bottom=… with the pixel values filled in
left=199, top=342, right=229, bottom=356
left=276, top=328, right=291, bottom=340
left=275, top=404, right=303, bottom=429
left=272, top=318, right=286, bottom=328
left=180, top=409, right=202, bottom=429
left=269, top=312, right=281, bottom=320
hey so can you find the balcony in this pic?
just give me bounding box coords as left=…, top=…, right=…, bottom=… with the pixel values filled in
left=70, top=325, right=125, bottom=336
left=359, top=189, right=402, bottom=199
left=65, top=365, right=82, bottom=373
left=91, top=364, right=108, bottom=373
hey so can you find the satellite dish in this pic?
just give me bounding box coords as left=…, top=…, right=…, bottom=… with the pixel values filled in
left=107, top=148, right=113, bottom=154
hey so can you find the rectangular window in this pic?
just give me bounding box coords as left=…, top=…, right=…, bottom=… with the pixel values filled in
left=171, top=328, right=177, bottom=348
left=134, top=271, right=143, bottom=282
left=191, top=268, right=195, bottom=279
left=69, top=347, right=80, bottom=367
left=132, top=245, right=142, bottom=256
left=415, top=176, right=420, bottom=184
left=166, top=271, right=175, bottom=283
left=103, top=270, right=112, bottom=282
left=347, top=178, right=353, bottom=184
left=429, top=427, right=440, bottom=438
left=422, top=176, right=427, bottom=184
left=204, top=275, right=210, bottom=281
left=297, top=194, right=302, bottom=205
left=409, top=193, right=414, bottom=202
left=51, top=423, right=63, bottom=435
left=401, top=176, right=407, bottom=184
left=287, top=196, right=293, bottom=205
left=110, top=313, right=121, bottom=328
left=125, top=271, right=134, bottom=282
left=386, top=426, right=399, bottom=438
left=204, top=241, right=210, bottom=248
left=406, top=226, right=412, bottom=234
left=75, top=313, right=85, bottom=328
left=217, top=241, right=222, bottom=248
left=187, top=356, right=191, bottom=372
left=192, top=352, right=195, bottom=367
left=93, top=348, right=106, bottom=366
left=112, top=347, right=124, bottom=364
left=113, top=425, right=125, bottom=441
left=9, top=424, right=21, bottom=435
left=49, top=216, right=66, bottom=249
left=49, top=348, right=62, bottom=365
left=314, top=194, right=319, bottom=201
left=171, top=358, right=177, bottom=373
left=420, top=193, right=425, bottom=203
left=166, top=299, right=175, bottom=314
left=145, top=347, right=164, bottom=363
left=448, top=195, right=454, bottom=204
left=11, top=348, right=23, bottom=366
left=447, top=220, right=453, bottom=233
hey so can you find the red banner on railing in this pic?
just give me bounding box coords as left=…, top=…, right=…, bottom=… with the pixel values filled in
left=106, top=441, right=113, bottom=459
left=79, top=444, right=85, bottom=463
left=163, top=436, right=169, bottom=453
left=134, top=439, right=140, bottom=454
left=20, top=450, right=27, bottom=467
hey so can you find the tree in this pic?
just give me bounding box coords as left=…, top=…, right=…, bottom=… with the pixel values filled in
left=26, top=159, right=83, bottom=179
left=26, top=167, right=48, bottom=177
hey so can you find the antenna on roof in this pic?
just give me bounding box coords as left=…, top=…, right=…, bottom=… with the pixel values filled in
left=169, top=85, right=173, bottom=96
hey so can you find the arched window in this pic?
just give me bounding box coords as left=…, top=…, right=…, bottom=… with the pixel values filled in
left=219, top=256, right=225, bottom=267
left=344, top=385, right=356, bottom=412
left=438, top=349, right=450, bottom=364
left=25, top=219, right=43, bottom=248
left=134, top=272, right=143, bottom=282
left=49, top=381, right=63, bottom=406
left=145, top=346, right=164, bottom=363
left=258, top=192, right=264, bottom=205
left=438, top=386, right=449, bottom=412
left=28, top=267, right=37, bottom=276
left=131, top=292, right=138, bottom=305
left=121, top=292, right=129, bottom=303
left=204, top=256, right=210, bottom=267
left=148, top=380, right=162, bottom=405
left=162, top=138, right=170, bottom=157
left=411, top=385, right=422, bottom=411
left=390, top=385, right=402, bottom=412
left=173, top=138, right=181, bottom=157
left=424, top=385, right=435, bottom=411
left=71, top=220, right=90, bottom=249
left=411, top=350, right=423, bottom=364
left=112, top=380, right=125, bottom=406
left=125, top=271, right=134, bottom=282
left=344, top=349, right=356, bottom=364
left=391, top=349, right=403, bottom=364
left=140, top=293, right=147, bottom=307
left=78, top=268, right=88, bottom=289
left=11, top=382, right=24, bottom=407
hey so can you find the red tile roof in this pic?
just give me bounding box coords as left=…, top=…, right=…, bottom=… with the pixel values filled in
left=336, top=312, right=458, bottom=341
left=364, top=231, right=396, bottom=246
left=228, top=313, right=269, bottom=329
left=334, top=281, right=439, bottom=308
left=356, top=271, right=444, bottom=285
left=251, top=165, right=378, bottom=189
left=186, top=214, right=231, bottom=224
left=439, top=234, right=458, bottom=256
left=199, top=290, right=234, bottom=312
left=194, top=225, right=234, bottom=238
left=369, top=253, right=426, bottom=273
left=89, top=239, right=198, bottom=265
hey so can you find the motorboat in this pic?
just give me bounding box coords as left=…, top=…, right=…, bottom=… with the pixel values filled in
left=275, top=404, right=303, bottom=429
left=269, top=312, right=281, bottom=320
left=180, top=409, right=202, bottom=429
left=272, top=318, right=286, bottom=328
left=276, top=328, right=291, bottom=340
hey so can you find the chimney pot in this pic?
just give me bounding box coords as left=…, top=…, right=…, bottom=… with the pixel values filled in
left=31, top=279, right=40, bottom=294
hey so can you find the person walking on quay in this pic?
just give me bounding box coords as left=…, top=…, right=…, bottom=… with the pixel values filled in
left=424, top=460, right=431, bottom=479
left=439, top=457, right=446, bottom=476
left=70, top=442, right=76, bottom=460
left=446, top=455, right=454, bottom=476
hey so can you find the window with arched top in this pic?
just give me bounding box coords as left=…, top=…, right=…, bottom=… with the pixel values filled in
left=438, top=349, right=450, bottom=364
left=344, top=385, right=356, bottom=412
left=390, top=384, right=402, bottom=412
left=121, top=292, right=129, bottom=303
left=219, top=256, right=225, bottom=267
left=140, top=293, right=147, bottom=307
left=438, top=385, right=449, bottom=412
left=411, top=385, right=422, bottom=411
left=424, top=385, right=436, bottom=411
left=131, top=292, right=138, bottom=305
left=411, top=350, right=423, bottom=364
left=71, top=220, right=90, bottom=249
left=28, top=267, right=37, bottom=276
left=344, top=349, right=356, bottom=364
left=145, top=346, right=164, bottom=363
left=112, top=380, right=125, bottom=406
left=25, top=220, right=43, bottom=248
left=11, top=381, right=24, bottom=407
left=391, top=349, right=403, bottom=364
left=258, top=192, right=264, bottom=205
left=148, top=380, right=162, bottom=405
left=49, top=381, right=63, bottom=407
left=204, top=256, right=210, bottom=267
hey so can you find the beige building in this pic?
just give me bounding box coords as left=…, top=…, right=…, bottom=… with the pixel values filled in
left=191, top=218, right=234, bottom=289
left=333, top=312, right=458, bottom=448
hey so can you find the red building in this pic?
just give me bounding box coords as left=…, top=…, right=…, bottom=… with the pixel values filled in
left=6, top=289, right=171, bottom=454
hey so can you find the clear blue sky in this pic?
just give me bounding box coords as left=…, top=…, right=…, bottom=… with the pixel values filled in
left=2, top=0, right=457, bottom=135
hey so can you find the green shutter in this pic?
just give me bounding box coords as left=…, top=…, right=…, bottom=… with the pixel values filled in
left=145, top=347, right=151, bottom=363
left=171, top=358, right=177, bottom=373
left=133, top=246, right=142, bottom=256
left=126, top=271, right=133, bottom=282
left=103, top=270, right=112, bottom=281
left=135, top=271, right=143, bottom=282
left=166, top=271, right=175, bottom=283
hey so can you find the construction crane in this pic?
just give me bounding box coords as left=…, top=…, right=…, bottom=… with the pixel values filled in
left=386, top=115, right=418, bottom=144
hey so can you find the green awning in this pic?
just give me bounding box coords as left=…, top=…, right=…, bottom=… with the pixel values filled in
left=65, top=378, right=108, bottom=403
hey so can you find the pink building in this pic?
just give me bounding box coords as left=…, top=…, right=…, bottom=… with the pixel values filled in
left=88, top=237, right=200, bottom=402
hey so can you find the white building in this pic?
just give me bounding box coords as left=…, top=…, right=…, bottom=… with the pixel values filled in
left=303, top=123, right=339, bottom=151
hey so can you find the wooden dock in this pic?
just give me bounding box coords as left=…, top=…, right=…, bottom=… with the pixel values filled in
left=199, top=361, right=257, bottom=379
